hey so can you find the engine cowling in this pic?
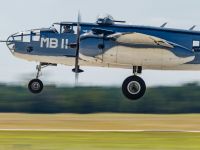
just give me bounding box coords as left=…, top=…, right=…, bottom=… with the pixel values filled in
left=80, top=34, right=105, bottom=57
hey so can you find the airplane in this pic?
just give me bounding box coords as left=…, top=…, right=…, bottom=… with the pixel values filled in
left=1, top=14, right=200, bottom=100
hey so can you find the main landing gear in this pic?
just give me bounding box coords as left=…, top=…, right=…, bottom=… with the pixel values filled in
left=28, top=63, right=56, bottom=94
left=122, top=66, right=146, bottom=100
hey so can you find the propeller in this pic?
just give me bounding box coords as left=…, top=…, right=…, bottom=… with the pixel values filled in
left=72, top=12, right=84, bottom=85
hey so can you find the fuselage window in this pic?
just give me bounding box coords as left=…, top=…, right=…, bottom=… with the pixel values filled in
left=23, top=36, right=30, bottom=43
left=32, top=35, right=40, bottom=41
left=193, top=41, right=200, bottom=52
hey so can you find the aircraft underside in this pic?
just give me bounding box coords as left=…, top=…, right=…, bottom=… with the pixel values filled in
left=13, top=47, right=197, bottom=71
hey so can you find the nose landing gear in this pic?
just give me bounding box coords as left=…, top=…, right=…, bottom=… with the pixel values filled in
left=28, top=63, right=43, bottom=94
left=122, top=66, right=146, bottom=100
left=28, top=63, right=56, bottom=94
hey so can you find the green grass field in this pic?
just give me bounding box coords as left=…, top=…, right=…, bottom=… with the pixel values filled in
left=0, top=131, right=200, bottom=150
left=0, top=113, right=200, bottom=150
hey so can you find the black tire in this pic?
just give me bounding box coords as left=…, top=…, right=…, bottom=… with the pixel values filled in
left=122, top=76, right=146, bottom=100
left=28, top=79, right=43, bottom=94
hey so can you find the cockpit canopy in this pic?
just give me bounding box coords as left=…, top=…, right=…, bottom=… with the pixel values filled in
left=52, top=22, right=76, bottom=34
left=8, top=22, right=77, bottom=43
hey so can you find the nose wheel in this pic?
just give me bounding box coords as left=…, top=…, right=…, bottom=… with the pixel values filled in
left=122, top=66, right=146, bottom=100
left=28, top=79, right=43, bottom=94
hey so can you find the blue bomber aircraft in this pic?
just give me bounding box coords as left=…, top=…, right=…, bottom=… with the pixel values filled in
left=1, top=14, right=200, bottom=100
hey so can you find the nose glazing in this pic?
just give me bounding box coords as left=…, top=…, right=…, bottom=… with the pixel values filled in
left=6, top=35, right=15, bottom=54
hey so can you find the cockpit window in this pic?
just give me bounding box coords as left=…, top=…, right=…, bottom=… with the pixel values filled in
left=52, top=22, right=77, bottom=34
left=12, top=31, right=31, bottom=42
left=31, top=30, right=40, bottom=41
left=32, top=34, right=40, bottom=41
left=22, top=35, right=30, bottom=42
left=62, top=25, right=74, bottom=34
left=40, top=28, right=58, bottom=33
left=193, top=41, right=199, bottom=47
left=51, top=24, right=60, bottom=33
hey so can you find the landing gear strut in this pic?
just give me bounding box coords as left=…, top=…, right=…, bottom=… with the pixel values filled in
left=122, top=66, right=146, bottom=100
left=28, top=63, right=56, bottom=94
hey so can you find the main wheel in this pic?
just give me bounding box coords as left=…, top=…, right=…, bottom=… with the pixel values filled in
left=122, top=76, right=146, bottom=100
left=28, top=79, right=43, bottom=94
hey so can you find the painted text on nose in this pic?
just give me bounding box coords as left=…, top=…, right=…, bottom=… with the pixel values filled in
left=40, top=38, right=69, bottom=49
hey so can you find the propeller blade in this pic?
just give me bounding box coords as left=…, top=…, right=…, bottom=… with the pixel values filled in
left=75, top=72, right=79, bottom=86
left=72, top=11, right=84, bottom=85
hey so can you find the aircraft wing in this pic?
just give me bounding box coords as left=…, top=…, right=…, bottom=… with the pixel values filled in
left=108, top=32, right=174, bottom=48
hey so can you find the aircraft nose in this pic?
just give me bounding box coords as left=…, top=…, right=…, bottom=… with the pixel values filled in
left=6, top=35, right=16, bottom=54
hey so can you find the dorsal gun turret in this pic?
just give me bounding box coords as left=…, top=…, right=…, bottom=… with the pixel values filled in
left=96, top=14, right=126, bottom=25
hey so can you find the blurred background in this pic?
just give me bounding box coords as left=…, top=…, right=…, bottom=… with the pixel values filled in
left=0, top=83, right=199, bottom=114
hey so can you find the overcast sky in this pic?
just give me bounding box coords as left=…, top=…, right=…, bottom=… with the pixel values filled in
left=1, top=0, right=200, bottom=87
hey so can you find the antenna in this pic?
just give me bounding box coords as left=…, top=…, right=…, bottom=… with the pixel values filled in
left=189, top=25, right=196, bottom=30
left=160, top=22, right=168, bottom=28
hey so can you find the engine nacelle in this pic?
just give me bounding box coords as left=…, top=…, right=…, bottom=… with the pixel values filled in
left=80, top=34, right=108, bottom=56
left=80, top=33, right=195, bottom=69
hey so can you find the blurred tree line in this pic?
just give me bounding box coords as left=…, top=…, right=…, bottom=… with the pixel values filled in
left=0, top=83, right=200, bottom=114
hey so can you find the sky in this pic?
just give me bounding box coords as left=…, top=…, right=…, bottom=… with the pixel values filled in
left=1, top=0, right=200, bottom=87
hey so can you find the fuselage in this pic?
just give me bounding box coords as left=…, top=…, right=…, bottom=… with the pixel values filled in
left=7, top=21, right=200, bottom=70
